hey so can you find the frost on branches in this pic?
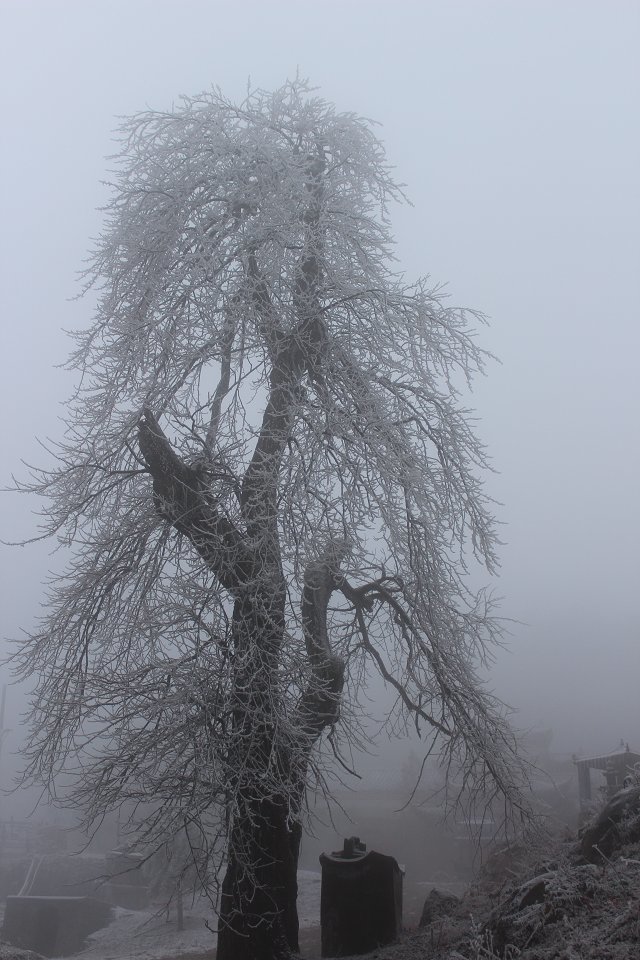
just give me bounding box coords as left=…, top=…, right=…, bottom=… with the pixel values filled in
left=13, top=81, right=530, bottom=959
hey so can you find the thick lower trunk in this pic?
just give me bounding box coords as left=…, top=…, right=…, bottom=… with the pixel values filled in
left=216, top=797, right=301, bottom=960
left=215, top=548, right=347, bottom=959
left=216, top=588, right=300, bottom=960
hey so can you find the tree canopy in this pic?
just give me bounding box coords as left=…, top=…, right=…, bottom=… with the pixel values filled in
left=14, top=79, right=529, bottom=958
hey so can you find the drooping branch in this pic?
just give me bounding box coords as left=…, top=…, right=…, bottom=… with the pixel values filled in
left=338, top=575, right=452, bottom=738
left=138, top=408, right=253, bottom=593
left=335, top=575, right=529, bottom=818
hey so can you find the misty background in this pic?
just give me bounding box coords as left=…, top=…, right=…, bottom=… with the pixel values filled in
left=0, top=0, right=638, bottom=803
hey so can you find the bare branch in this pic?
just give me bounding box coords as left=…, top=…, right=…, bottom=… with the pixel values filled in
left=138, top=408, right=252, bottom=593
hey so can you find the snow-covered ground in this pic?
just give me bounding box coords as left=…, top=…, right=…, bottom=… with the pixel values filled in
left=70, top=871, right=322, bottom=960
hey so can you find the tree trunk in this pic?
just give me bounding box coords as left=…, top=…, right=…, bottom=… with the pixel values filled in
left=215, top=583, right=300, bottom=960
left=217, top=797, right=301, bottom=960
left=215, top=547, right=346, bottom=960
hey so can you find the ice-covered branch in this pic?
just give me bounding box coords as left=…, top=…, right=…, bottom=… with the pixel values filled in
left=138, top=408, right=252, bottom=593
left=295, top=540, right=349, bottom=739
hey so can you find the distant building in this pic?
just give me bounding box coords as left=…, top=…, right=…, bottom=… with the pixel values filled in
left=574, top=744, right=640, bottom=812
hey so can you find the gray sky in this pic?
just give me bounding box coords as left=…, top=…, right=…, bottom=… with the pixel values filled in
left=1, top=0, right=638, bottom=757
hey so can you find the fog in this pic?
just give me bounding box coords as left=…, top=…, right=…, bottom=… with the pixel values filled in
left=0, top=0, right=638, bottom=807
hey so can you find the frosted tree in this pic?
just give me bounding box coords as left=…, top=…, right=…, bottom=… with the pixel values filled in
left=14, top=80, right=529, bottom=959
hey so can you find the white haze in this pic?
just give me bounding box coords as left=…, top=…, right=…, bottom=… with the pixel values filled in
left=0, top=0, right=638, bottom=795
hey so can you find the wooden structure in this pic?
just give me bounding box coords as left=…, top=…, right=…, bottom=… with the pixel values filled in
left=574, top=745, right=640, bottom=811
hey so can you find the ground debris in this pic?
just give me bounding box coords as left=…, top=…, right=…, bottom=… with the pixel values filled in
left=578, top=785, right=640, bottom=863
left=0, top=942, right=45, bottom=960
left=419, top=888, right=461, bottom=928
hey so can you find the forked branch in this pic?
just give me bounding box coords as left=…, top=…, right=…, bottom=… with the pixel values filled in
left=138, top=408, right=253, bottom=593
